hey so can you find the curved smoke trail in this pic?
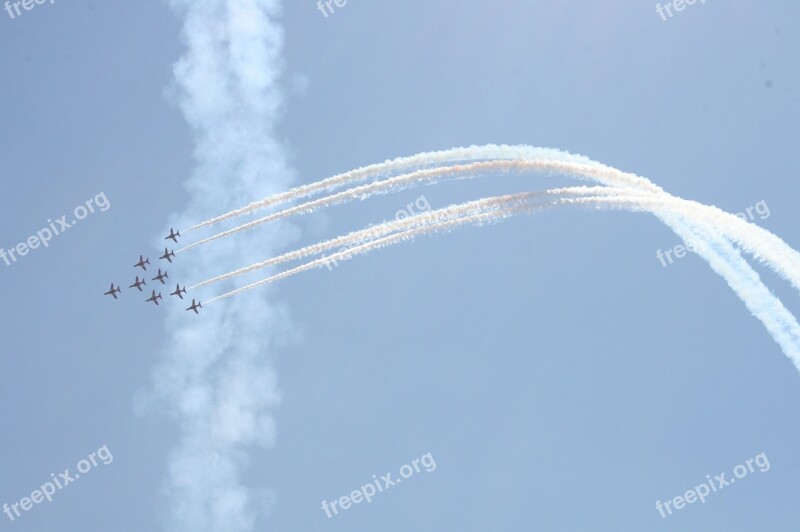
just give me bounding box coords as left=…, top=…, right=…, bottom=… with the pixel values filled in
left=188, top=145, right=800, bottom=363
left=182, top=144, right=665, bottom=232
left=184, top=155, right=800, bottom=295
left=180, top=140, right=800, bottom=371
left=177, top=158, right=663, bottom=253
left=196, top=190, right=761, bottom=296
left=189, top=188, right=645, bottom=289
left=203, top=191, right=800, bottom=370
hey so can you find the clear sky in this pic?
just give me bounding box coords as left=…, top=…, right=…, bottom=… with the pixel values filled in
left=1, top=1, right=799, bottom=531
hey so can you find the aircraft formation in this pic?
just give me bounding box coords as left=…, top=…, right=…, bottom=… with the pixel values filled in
left=103, top=228, right=201, bottom=314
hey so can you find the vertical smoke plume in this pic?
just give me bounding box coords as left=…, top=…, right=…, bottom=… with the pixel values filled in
left=143, top=1, right=294, bottom=530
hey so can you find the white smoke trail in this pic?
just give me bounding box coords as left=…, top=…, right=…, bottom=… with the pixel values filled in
left=656, top=213, right=800, bottom=369
left=183, top=144, right=665, bottom=232
left=204, top=191, right=800, bottom=369
left=176, top=158, right=666, bottom=253
left=141, top=1, right=294, bottom=531
left=181, top=152, right=800, bottom=296
left=194, top=189, right=745, bottom=295
left=191, top=188, right=659, bottom=290
left=177, top=161, right=523, bottom=252
left=565, top=194, right=800, bottom=294
left=184, top=133, right=800, bottom=365
left=188, top=190, right=587, bottom=289
left=579, top=197, right=800, bottom=367
left=194, top=143, right=800, bottom=368
left=204, top=204, right=539, bottom=302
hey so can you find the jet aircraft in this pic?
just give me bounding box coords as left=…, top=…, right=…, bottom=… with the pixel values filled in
left=134, top=255, right=150, bottom=270
left=171, top=284, right=187, bottom=299
left=152, top=269, right=169, bottom=284
left=104, top=284, right=121, bottom=299
left=146, top=290, right=163, bottom=306
left=165, top=228, right=181, bottom=243
left=159, top=248, right=175, bottom=263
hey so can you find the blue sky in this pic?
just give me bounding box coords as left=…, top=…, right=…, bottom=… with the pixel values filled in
left=1, top=1, right=799, bottom=530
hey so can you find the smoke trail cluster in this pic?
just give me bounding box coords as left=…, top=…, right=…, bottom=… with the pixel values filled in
left=181, top=145, right=800, bottom=373
left=143, top=1, right=295, bottom=530
left=117, top=0, right=798, bottom=526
